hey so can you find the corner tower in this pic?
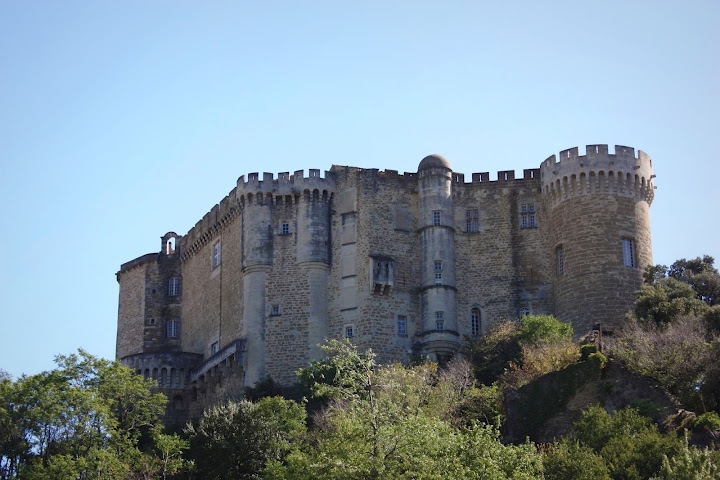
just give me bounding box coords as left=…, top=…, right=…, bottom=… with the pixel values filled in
left=417, top=154, right=460, bottom=360
left=540, top=145, right=655, bottom=333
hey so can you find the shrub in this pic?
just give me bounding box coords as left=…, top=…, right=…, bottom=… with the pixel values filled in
left=580, top=344, right=597, bottom=360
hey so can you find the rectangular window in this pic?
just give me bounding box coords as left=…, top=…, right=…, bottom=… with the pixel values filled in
left=397, top=315, right=407, bottom=336
left=622, top=238, right=636, bottom=267
left=434, top=260, right=442, bottom=271
left=211, top=341, right=219, bottom=354
left=281, top=223, right=290, bottom=235
left=270, top=304, right=281, bottom=316
left=471, top=309, right=481, bottom=336
left=167, top=320, right=179, bottom=338
left=556, top=245, right=564, bottom=275
left=466, top=209, right=480, bottom=232
left=435, top=311, right=444, bottom=330
left=345, top=325, right=354, bottom=338
left=435, top=273, right=442, bottom=285
left=520, top=204, right=537, bottom=229
left=212, top=241, right=222, bottom=268
left=432, top=210, right=441, bottom=226
left=168, top=277, right=180, bottom=296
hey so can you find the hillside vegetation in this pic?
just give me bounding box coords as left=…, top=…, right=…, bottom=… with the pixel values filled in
left=2, top=256, right=719, bottom=479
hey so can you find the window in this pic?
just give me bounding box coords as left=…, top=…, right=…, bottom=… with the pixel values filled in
left=168, top=277, right=180, bottom=296
left=167, top=320, right=179, bottom=338
left=211, top=341, right=219, bottom=354
left=466, top=209, right=480, bottom=232
left=432, top=210, right=441, bottom=226
left=519, top=307, right=531, bottom=317
left=434, top=260, right=442, bottom=271
left=212, top=241, right=221, bottom=268
left=556, top=245, right=564, bottom=275
left=397, top=315, right=407, bottom=336
left=270, top=304, right=281, bottom=316
left=622, top=238, right=636, bottom=267
left=281, top=223, right=290, bottom=235
left=435, top=273, right=443, bottom=285
left=520, top=203, right=536, bottom=229
left=344, top=325, right=354, bottom=338
left=435, top=311, right=444, bottom=330
left=471, top=309, right=481, bottom=336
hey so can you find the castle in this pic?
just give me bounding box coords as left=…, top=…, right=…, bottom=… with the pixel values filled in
left=116, top=144, right=655, bottom=422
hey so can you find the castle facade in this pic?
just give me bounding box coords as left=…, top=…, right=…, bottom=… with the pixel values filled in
left=116, top=144, right=655, bottom=421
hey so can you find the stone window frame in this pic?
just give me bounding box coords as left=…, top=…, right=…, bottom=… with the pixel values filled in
left=466, top=209, right=480, bottom=233
left=397, top=315, right=407, bottom=336
left=344, top=324, right=355, bottom=338
left=167, top=320, right=179, bottom=338
left=434, top=260, right=442, bottom=271
left=432, top=210, right=441, bottom=226
left=211, top=341, right=219, bottom=354
left=622, top=238, right=636, bottom=268
left=520, top=203, right=537, bottom=229
left=556, top=245, right=564, bottom=276
left=434, top=272, right=442, bottom=285
left=168, top=277, right=180, bottom=296
left=212, top=240, right=222, bottom=269
left=435, top=311, right=444, bottom=330
left=280, top=222, right=290, bottom=235
left=519, top=306, right=531, bottom=317
left=270, top=304, right=281, bottom=316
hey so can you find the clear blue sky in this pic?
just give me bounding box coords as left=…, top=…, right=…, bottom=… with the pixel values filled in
left=1, top=1, right=718, bottom=379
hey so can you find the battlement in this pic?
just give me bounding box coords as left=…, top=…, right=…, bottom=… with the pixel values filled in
left=236, top=169, right=336, bottom=197
left=181, top=190, right=240, bottom=261
left=452, top=168, right=541, bottom=184
left=540, top=145, right=655, bottom=205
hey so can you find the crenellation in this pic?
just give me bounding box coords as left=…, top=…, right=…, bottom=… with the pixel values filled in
left=118, top=142, right=656, bottom=423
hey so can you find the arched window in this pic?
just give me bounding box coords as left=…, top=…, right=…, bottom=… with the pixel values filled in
left=471, top=308, right=481, bottom=336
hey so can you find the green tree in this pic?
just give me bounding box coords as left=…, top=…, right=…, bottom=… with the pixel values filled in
left=185, top=396, right=306, bottom=479
left=0, top=350, right=174, bottom=479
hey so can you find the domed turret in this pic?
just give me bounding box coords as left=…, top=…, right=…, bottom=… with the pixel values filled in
left=419, top=154, right=452, bottom=171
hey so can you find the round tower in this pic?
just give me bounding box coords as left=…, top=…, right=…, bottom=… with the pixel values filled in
left=238, top=176, right=274, bottom=387
left=417, top=154, right=460, bottom=360
left=540, top=144, right=655, bottom=334
left=295, top=178, right=334, bottom=361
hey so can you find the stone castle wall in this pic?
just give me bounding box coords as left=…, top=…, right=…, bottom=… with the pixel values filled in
left=116, top=144, right=655, bottom=421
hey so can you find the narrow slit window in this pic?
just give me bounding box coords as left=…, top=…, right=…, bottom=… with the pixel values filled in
left=622, top=238, right=636, bottom=268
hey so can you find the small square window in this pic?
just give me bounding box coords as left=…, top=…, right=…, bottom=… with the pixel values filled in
left=432, top=210, right=441, bottom=226
left=434, top=260, right=442, bottom=271
left=519, top=307, right=531, bottom=317
left=281, top=223, right=290, bottom=235
left=436, top=320, right=444, bottom=331
left=271, top=304, right=281, bottom=316
left=397, top=315, right=407, bottom=336
left=212, top=241, right=222, bottom=268
left=345, top=325, right=354, bottom=338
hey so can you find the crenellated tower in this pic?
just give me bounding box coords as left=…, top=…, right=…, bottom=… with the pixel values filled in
left=540, top=145, right=655, bottom=333
left=417, top=154, right=460, bottom=360
left=236, top=170, right=335, bottom=385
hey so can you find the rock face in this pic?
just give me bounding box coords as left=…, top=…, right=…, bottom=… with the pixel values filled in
left=504, top=360, right=681, bottom=444
left=116, top=145, right=656, bottom=421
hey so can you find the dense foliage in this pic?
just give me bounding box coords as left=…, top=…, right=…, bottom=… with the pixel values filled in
left=0, top=351, right=190, bottom=480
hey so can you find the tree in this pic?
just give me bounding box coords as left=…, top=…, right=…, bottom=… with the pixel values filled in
left=0, top=350, right=173, bottom=479
left=637, top=256, right=720, bottom=328
left=185, top=396, right=306, bottom=479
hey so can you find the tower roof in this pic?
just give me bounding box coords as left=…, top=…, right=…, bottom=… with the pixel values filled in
left=418, top=154, right=451, bottom=171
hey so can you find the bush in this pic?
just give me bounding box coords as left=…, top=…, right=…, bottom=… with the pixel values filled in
left=695, top=412, right=720, bottom=432
left=580, top=344, right=597, bottom=360
left=542, top=440, right=611, bottom=480
left=519, top=314, right=573, bottom=346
